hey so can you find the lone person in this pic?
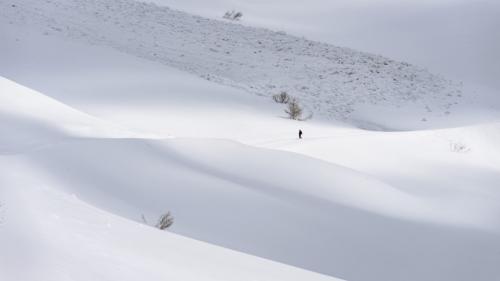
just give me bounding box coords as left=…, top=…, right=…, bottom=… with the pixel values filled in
left=299, top=129, right=303, bottom=139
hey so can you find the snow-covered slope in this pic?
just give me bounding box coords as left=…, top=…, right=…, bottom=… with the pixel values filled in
left=1, top=0, right=489, bottom=129
left=2, top=77, right=500, bottom=281
left=1, top=177, right=341, bottom=281
left=152, top=0, right=500, bottom=93
left=0, top=76, right=139, bottom=153
left=2, top=1, right=500, bottom=281
left=0, top=77, right=345, bottom=281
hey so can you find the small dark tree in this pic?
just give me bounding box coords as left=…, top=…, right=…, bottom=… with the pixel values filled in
left=272, top=91, right=290, bottom=104
left=285, top=98, right=303, bottom=120
left=223, top=10, right=243, bottom=21
left=156, top=211, right=174, bottom=230
left=223, top=11, right=231, bottom=19
left=233, top=11, right=243, bottom=20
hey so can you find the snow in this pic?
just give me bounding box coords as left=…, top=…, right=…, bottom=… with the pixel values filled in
left=0, top=76, right=138, bottom=153
left=152, top=0, right=500, bottom=93
left=1, top=1, right=500, bottom=281
left=1, top=182, right=341, bottom=281
left=3, top=0, right=496, bottom=130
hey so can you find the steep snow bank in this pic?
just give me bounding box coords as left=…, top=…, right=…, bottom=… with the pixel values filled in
left=0, top=77, right=135, bottom=153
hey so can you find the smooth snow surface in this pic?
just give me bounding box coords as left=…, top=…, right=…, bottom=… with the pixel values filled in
left=1, top=1, right=500, bottom=281
left=1, top=177, right=341, bottom=281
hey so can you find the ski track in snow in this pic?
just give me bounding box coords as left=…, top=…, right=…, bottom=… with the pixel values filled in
left=1, top=0, right=464, bottom=122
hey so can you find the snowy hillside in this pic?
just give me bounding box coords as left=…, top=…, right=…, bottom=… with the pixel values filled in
left=153, top=0, right=500, bottom=93
left=2, top=74, right=500, bottom=280
left=1, top=0, right=500, bottom=281
left=0, top=77, right=345, bottom=281
left=0, top=0, right=481, bottom=129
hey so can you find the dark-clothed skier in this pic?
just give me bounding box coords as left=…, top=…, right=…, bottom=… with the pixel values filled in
left=299, top=129, right=303, bottom=139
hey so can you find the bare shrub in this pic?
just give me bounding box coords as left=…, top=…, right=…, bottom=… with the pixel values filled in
left=450, top=142, right=470, bottom=153
left=285, top=98, right=303, bottom=120
left=223, top=11, right=232, bottom=19
left=141, top=214, right=148, bottom=224
left=233, top=11, right=243, bottom=20
left=156, top=211, right=174, bottom=230
left=272, top=91, right=290, bottom=104
left=223, top=10, right=243, bottom=21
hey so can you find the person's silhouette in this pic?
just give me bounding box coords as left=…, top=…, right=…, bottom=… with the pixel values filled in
left=299, top=129, right=303, bottom=139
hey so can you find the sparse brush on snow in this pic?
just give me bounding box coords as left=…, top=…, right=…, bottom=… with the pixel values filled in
left=272, top=91, right=290, bottom=104
left=2, top=0, right=465, bottom=123
left=156, top=211, right=174, bottom=230
left=141, top=212, right=174, bottom=229
left=450, top=141, right=470, bottom=153
left=272, top=92, right=311, bottom=120
left=223, top=10, right=243, bottom=21
left=285, top=98, right=303, bottom=120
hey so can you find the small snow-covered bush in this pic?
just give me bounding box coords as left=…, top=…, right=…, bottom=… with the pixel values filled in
left=223, top=10, right=243, bottom=21
left=450, top=142, right=470, bottom=153
left=272, top=91, right=290, bottom=104
left=285, top=98, right=303, bottom=120
left=156, top=211, right=174, bottom=230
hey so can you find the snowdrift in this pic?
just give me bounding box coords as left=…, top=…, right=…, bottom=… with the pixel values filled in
left=1, top=78, right=500, bottom=281
left=2, top=1, right=500, bottom=280
left=1, top=181, right=341, bottom=281
left=0, top=77, right=136, bottom=153
left=0, top=77, right=344, bottom=281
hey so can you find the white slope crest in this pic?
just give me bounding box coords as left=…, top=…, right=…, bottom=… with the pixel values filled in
left=0, top=76, right=141, bottom=153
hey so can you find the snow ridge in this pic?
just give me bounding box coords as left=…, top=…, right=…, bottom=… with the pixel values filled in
left=1, top=0, right=463, bottom=121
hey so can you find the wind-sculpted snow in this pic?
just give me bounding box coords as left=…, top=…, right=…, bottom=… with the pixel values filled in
left=7, top=136, right=499, bottom=281
left=0, top=180, right=342, bottom=281
left=0, top=77, right=136, bottom=153
left=2, top=2, right=500, bottom=280
left=1, top=0, right=463, bottom=122
left=1, top=74, right=500, bottom=281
